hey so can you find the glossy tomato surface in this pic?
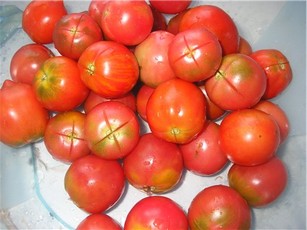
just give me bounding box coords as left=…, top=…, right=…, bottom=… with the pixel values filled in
left=136, top=84, right=155, bottom=121
left=149, top=0, right=191, bottom=14
left=88, top=0, right=109, bottom=27
left=76, top=213, right=121, bottom=230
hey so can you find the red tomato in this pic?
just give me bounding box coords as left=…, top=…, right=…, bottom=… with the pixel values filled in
left=84, top=101, right=140, bottom=160
left=10, top=44, right=54, bottom=85
left=179, top=5, right=239, bottom=55
left=123, top=133, right=184, bottom=194
left=149, top=0, right=191, bottom=14
left=188, top=185, right=251, bottom=230
left=219, top=109, right=280, bottom=166
left=53, top=12, right=103, bottom=60
left=134, top=30, right=176, bottom=87
left=76, top=213, right=121, bottom=230
left=205, top=53, right=267, bottom=110
left=179, top=121, right=229, bottom=176
left=64, top=154, right=125, bottom=213
left=22, top=0, right=67, bottom=44
left=33, top=56, right=89, bottom=112
left=0, top=80, right=49, bottom=147
left=100, top=0, right=153, bottom=46
left=78, top=41, right=139, bottom=98
left=44, top=111, right=90, bottom=163
left=168, top=27, right=222, bottom=82
left=250, top=49, right=293, bottom=99
left=167, top=9, right=188, bottom=35
left=136, top=84, right=155, bottom=121
left=149, top=5, right=167, bottom=31
left=238, top=36, right=252, bottom=55
left=228, top=156, right=288, bottom=207
left=88, top=0, right=109, bottom=27
left=253, top=100, right=290, bottom=144
left=124, top=196, right=188, bottom=230
left=146, top=78, right=206, bottom=144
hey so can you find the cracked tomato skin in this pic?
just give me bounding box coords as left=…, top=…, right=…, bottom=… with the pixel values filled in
left=84, top=101, right=140, bottom=160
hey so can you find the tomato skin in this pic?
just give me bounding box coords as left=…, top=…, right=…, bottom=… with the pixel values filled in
left=88, top=0, right=110, bottom=27
left=219, top=109, right=280, bottom=166
left=124, top=196, right=188, bottom=230
left=250, top=49, right=293, bottom=99
left=0, top=80, right=49, bottom=147
left=78, top=41, right=139, bottom=98
left=22, top=0, right=67, bottom=44
left=149, top=0, right=191, bottom=14
left=188, top=185, right=251, bottom=230
left=228, top=156, right=288, bottom=207
left=10, top=44, right=54, bottom=85
left=76, top=213, right=121, bottom=230
left=238, top=36, right=252, bottom=55
left=33, top=56, right=89, bottom=112
left=44, top=111, right=90, bottom=163
left=53, top=12, right=103, bottom=60
left=136, top=84, right=155, bottom=121
left=167, top=9, right=188, bottom=35
left=64, top=154, right=125, bottom=214
left=146, top=78, right=206, bottom=144
left=149, top=5, right=167, bottom=31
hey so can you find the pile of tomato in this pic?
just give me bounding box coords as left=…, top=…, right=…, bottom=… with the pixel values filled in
left=0, top=0, right=293, bottom=229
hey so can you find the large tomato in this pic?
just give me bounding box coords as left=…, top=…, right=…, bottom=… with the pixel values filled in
left=188, top=185, right=251, bottom=230
left=10, top=44, right=54, bottom=85
left=53, top=12, right=103, bottom=60
left=149, top=0, right=191, bottom=14
left=228, top=156, right=288, bottom=207
left=64, top=154, right=125, bottom=214
left=0, top=80, right=49, bottom=147
left=33, top=56, right=89, bottom=112
left=76, top=213, right=121, bottom=230
left=22, top=0, right=67, bottom=44
left=219, top=108, right=281, bottom=166
left=146, top=78, right=206, bottom=144
left=78, top=41, right=139, bottom=98
left=124, top=196, right=188, bottom=230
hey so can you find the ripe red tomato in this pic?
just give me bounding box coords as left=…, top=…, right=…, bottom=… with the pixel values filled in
left=78, top=41, right=139, bottom=98
left=100, top=0, right=154, bottom=46
left=179, top=121, right=229, bottom=176
left=167, top=9, right=188, bottom=35
left=88, top=0, right=109, bottom=27
left=33, top=56, right=89, bottom=112
left=76, top=213, right=121, bottom=230
left=188, top=185, right=251, bottom=230
left=146, top=78, right=206, bottom=144
left=250, top=49, right=293, bottom=99
left=53, top=12, right=103, bottom=60
left=134, top=30, right=176, bottom=87
left=64, top=154, right=125, bottom=213
left=168, top=27, right=222, bottom=82
left=219, top=109, right=280, bottom=166
left=124, top=196, right=188, bottom=230
left=84, top=101, right=140, bottom=160
left=123, top=133, right=184, bottom=194
left=228, top=156, right=288, bottom=207
left=238, top=36, right=252, bottom=55
left=205, top=53, right=267, bottom=110
left=44, top=111, right=90, bottom=163
left=136, top=84, right=155, bottom=121
left=0, top=80, right=49, bottom=147
left=10, top=44, right=54, bottom=85
left=149, top=0, right=191, bottom=14
left=179, top=5, right=239, bottom=55
left=149, top=5, right=167, bottom=31
left=22, top=0, right=67, bottom=44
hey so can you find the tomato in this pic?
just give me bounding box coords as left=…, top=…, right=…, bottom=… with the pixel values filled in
left=136, top=84, right=155, bottom=121
left=84, top=101, right=140, bottom=160
left=123, top=133, right=184, bottom=194
left=219, top=108, right=280, bottom=166
left=100, top=0, right=153, bottom=46
left=10, top=44, right=54, bottom=85
left=22, top=0, right=67, bottom=44
left=53, top=12, right=103, bottom=60
left=64, top=154, right=125, bottom=213
left=179, top=5, right=239, bottom=55
left=124, top=196, right=188, bottom=230
left=228, top=156, right=288, bottom=207
left=88, top=0, right=109, bottom=27
left=179, top=121, right=229, bottom=176
left=76, top=213, right=121, bottom=230
left=149, top=0, right=191, bottom=14
left=168, top=27, right=222, bottom=82
left=33, top=56, right=89, bottom=112
left=238, top=36, right=252, bottom=55
left=146, top=78, right=206, bottom=144
left=167, top=9, right=188, bottom=35
left=134, top=30, right=176, bottom=87
left=78, top=41, right=139, bottom=98
left=250, top=49, right=293, bottom=99
left=44, top=111, right=90, bottom=163
left=188, top=185, right=251, bottom=230
left=0, top=80, right=49, bottom=147
left=205, top=53, right=267, bottom=111
left=149, top=5, right=167, bottom=31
